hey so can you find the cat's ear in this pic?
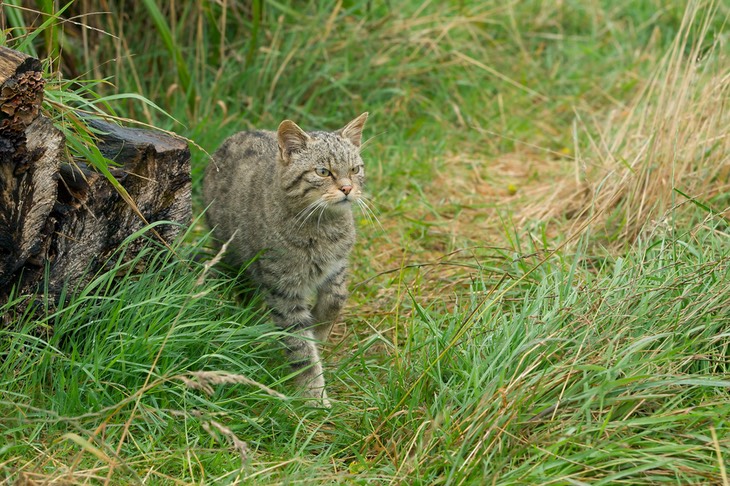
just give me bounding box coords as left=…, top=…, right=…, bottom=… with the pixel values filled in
left=338, top=112, right=368, bottom=148
left=277, top=120, right=310, bottom=164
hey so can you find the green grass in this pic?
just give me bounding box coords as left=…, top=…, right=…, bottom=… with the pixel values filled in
left=3, top=213, right=728, bottom=483
left=1, top=0, right=729, bottom=483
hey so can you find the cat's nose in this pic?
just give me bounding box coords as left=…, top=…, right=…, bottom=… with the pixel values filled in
left=340, top=185, right=352, bottom=195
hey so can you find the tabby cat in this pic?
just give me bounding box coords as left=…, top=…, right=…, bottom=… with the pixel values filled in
left=202, top=113, right=369, bottom=407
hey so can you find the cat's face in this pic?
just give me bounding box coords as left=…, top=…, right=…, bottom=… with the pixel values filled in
left=277, top=114, right=368, bottom=215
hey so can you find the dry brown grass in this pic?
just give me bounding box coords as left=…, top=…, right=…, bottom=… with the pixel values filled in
left=521, top=2, right=729, bottom=245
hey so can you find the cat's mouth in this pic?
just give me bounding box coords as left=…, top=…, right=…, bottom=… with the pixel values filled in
left=326, top=199, right=350, bottom=210
left=317, top=190, right=358, bottom=210
left=325, top=193, right=356, bottom=206
left=321, top=197, right=354, bottom=212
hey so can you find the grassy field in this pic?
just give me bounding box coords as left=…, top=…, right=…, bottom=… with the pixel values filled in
left=2, top=0, right=729, bottom=483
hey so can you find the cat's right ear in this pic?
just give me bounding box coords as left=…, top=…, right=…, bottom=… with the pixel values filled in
left=338, top=112, right=369, bottom=148
left=277, top=120, right=310, bottom=164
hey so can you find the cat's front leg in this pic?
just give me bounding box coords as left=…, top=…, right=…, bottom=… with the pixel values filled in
left=264, top=286, right=331, bottom=408
left=311, top=264, right=349, bottom=343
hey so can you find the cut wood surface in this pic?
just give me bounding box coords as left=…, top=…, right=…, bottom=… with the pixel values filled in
left=0, top=46, right=191, bottom=311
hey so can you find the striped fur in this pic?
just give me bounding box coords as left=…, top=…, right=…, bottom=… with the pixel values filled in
left=202, top=113, right=368, bottom=407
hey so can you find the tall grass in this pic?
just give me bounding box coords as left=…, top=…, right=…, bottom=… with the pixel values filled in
left=1, top=0, right=729, bottom=483
left=528, top=0, right=730, bottom=246
left=2, top=213, right=728, bottom=483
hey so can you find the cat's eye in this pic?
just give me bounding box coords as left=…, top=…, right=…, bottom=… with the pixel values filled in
left=315, top=167, right=331, bottom=177
left=351, top=166, right=361, bottom=174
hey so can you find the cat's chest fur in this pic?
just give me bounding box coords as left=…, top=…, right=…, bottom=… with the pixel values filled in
left=256, top=217, right=354, bottom=287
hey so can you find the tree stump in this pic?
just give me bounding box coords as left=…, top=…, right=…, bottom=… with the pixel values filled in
left=0, top=46, right=191, bottom=312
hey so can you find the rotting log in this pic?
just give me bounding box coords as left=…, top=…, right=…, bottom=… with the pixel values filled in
left=0, top=46, right=191, bottom=315
left=0, top=46, right=62, bottom=300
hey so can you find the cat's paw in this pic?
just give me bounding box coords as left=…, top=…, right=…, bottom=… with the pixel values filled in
left=304, top=397, right=332, bottom=409
left=302, top=387, right=331, bottom=409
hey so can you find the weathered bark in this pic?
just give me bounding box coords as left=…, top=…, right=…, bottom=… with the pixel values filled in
left=0, top=46, right=191, bottom=311
left=0, top=47, right=61, bottom=297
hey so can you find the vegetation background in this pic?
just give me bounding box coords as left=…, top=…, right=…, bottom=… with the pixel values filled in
left=1, top=0, right=729, bottom=483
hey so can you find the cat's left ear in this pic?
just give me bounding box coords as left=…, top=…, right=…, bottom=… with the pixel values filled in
left=338, top=112, right=368, bottom=148
left=278, top=120, right=311, bottom=164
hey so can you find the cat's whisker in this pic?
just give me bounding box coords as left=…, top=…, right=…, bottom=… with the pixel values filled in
left=293, top=204, right=316, bottom=227
left=293, top=209, right=308, bottom=225
left=302, top=200, right=329, bottom=228
left=358, top=197, right=377, bottom=216
left=315, top=201, right=329, bottom=230
left=355, top=199, right=374, bottom=226
left=295, top=200, right=326, bottom=229
left=295, top=212, right=315, bottom=230
left=356, top=197, right=384, bottom=232
left=359, top=195, right=379, bottom=213
left=367, top=207, right=384, bottom=232
left=363, top=204, right=382, bottom=231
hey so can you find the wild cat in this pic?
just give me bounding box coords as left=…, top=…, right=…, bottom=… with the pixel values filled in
left=202, top=113, right=369, bottom=407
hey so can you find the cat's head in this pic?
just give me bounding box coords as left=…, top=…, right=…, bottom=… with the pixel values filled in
left=276, top=113, right=368, bottom=214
